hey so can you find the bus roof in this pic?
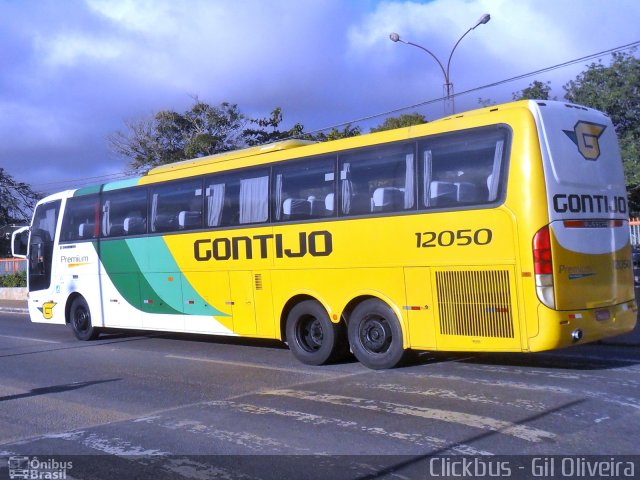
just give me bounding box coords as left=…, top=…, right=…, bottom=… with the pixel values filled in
left=146, top=139, right=316, bottom=176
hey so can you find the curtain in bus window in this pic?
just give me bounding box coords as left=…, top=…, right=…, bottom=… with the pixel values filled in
left=341, top=163, right=352, bottom=214
left=404, top=154, right=415, bottom=209
left=274, top=174, right=283, bottom=220
left=35, top=206, right=57, bottom=242
left=44, top=207, right=57, bottom=238
left=150, top=194, right=159, bottom=232
left=207, top=184, right=226, bottom=227
left=422, top=150, right=433, bottom=207
left=239, top=176, right=269, bottom=224
left=101, top=200, right=110, bottom=236
left=487, top=140, right=503, bottom=201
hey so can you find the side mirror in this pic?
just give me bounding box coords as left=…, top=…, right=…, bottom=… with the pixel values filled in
left=11, top=226, right=29, bottom=259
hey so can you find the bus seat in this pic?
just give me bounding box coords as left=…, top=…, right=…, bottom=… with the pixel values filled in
left=372, top=187, right=404, bottom=212
left=282, top=198, right=310, bottom=219
left=153, top=214, right=175, bottom=232
left=325, top=193, right=334, bottom=213
left=78, top=222, right=95, bottom=239
left=455, top=182, right=479, bottom=203
left=108, top=224, right=124, bottom=236
left=349, top=193, right=371, bottom=214
left=123, top=216, right=145, bottom=235
left=178, top=211, right=201, bottom=229
left=430, top=181, right=457, bottom=206
left=307, top=196, right=326, bottom=216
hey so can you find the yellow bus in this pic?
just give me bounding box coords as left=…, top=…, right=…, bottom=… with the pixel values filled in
left=13, top=100, right=636, bottom=369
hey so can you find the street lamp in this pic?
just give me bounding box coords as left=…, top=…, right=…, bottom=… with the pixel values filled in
left=390, top=13, right=490, bottom=115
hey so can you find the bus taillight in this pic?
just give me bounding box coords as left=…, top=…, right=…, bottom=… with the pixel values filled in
left=533, top=226, right=555, bottom=309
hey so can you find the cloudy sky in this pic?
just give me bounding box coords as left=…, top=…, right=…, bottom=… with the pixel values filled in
left=2, top=0, right=639, bottom=195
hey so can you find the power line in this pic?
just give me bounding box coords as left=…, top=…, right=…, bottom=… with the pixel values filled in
left=301, top=40, right=640, bottom=135
left=30, top=40, right=640, bottom=191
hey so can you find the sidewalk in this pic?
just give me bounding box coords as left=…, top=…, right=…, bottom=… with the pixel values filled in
left=0, top=298, right=638, bottom=345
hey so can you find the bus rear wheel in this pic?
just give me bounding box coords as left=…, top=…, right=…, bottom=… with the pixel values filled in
left=70, top=296, right=100, bottom=341
left=286, top=300, right=344, bottom=366
left=348, top=299, right=406, bottom=370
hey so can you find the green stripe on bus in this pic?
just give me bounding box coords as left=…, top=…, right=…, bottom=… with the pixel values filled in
left=131, top=237, right=229, bottom=317
left=99, top=237, right=228, bottom=317
left=99, top=239, right=181, bottom=315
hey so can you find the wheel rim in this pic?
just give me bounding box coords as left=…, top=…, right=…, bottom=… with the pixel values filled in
left=74, top=307, right=90, bottom=333
left=296, top=315, right=323, bottom=352
left=359, top=315, right=392, bottom=354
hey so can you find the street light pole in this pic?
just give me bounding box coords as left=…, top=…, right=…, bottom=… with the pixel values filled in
left=390, top=13, right=490, bottom=115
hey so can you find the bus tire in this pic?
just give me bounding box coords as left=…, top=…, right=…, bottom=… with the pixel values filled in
left=70, top=296, right=100, bottom=341
left=348, top=299, right=406, bottom=370
left=286, top=300, right=343, bottom=366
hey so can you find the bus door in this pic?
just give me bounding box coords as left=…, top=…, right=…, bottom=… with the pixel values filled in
left=229, top=271, right=257, bottom=335
left=21, top=200, right=63, bottom=324
left=404, top=267, right=437, bottom=349
left=27, top=200, right=61, bottom=294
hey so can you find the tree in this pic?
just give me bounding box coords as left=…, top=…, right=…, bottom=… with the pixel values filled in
left=109, top=99, right=247, bottom=172
left=479, top=80, right=555, bottom=106
left=512, top=80, right=555, bottom=101
left=243, top=107, right=305, bottom=146
left=0, top=168, right=41, bottom=224
left=563, top=51, right=640, bottom=211
left=309, top=124, right=362, bottom=142
left=110, top=99, right=307, bottom=173
left=370, top=113, right=427, bottom=133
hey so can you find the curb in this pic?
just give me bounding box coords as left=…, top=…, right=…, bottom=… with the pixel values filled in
left=0, top=307, right=29, bottom=314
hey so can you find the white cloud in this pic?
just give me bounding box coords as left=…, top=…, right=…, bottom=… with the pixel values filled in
left=35, top=33, right=126, bottom=67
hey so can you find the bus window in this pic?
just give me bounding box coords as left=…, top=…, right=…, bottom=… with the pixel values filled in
left=150, top=178, right=203, bottom=233
left=419, top=127, right=509, bottom=209
left=205, top=168, right=270, bottom=228
left=272, top=156, right=335, bottom=221
left=101, top=188, right=148, bottom=237
left=339, top=143, right=415, bottom=216
left=60, top=195, right=100, bottom=242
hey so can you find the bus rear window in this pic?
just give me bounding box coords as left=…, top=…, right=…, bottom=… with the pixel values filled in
left=419, top=127, right=509, bottom=209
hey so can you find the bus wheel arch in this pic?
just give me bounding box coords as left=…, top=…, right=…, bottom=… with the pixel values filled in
left=282, top=296, right=348, bottom=365
left=344, top=296, right=407, bottom=370
left=68, top=294, right=100, bottom=341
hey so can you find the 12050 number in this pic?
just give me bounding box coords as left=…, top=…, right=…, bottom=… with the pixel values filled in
left=415, top=228, right=493, bottom=248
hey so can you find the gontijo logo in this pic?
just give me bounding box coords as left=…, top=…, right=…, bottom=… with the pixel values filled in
left=563, top=121, right=606, bottom=161
left=38, top=301, right=57, bottom=320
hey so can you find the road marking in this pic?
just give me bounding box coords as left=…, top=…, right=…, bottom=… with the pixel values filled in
left=0, top=334, right=59, bottom=344
left=137, top=416, right=308, bottom=454
left=360, top=383, right=548, bottom=413
left=208, top=400, right=493, bottom=455
left=261, top=389, right=556, bottom=443
left=46, top=430, right=169, bottom=456
left=165, top=354, right=337, bottom=377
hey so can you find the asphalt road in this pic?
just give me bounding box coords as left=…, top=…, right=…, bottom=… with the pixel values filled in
left=1, top=312, right=639, bottom=479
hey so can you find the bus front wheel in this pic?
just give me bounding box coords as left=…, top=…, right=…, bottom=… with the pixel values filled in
left=348, top=299, right=406, bottom=370
left=286, top=300, right=344, bottom=366
left=70, top=296, right=100, bottom=341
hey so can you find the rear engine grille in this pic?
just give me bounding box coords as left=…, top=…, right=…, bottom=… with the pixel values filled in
left=436, top=270, right=514, bottom=338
